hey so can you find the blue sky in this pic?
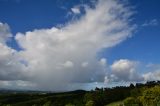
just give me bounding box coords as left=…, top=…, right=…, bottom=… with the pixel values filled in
left=100, top=0, right=160, bottom=64
left=0, top=0, right=159, bottom=64
left=0, top=0, right=160, bottom=90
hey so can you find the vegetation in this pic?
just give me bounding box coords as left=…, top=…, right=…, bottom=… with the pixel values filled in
left=105, top=101, right=123, bottom=106
left=0, top=81, right=160, bottom=106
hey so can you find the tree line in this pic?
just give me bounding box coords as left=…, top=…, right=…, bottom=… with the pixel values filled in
left=0, top=81, right=160, bottom=106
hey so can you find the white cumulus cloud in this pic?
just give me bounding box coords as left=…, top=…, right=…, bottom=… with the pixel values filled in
left=143, top=70, right=160, bottom=81
left=0, top=0, right=135, bottom=90
left=110, top=59, right=143, bottom=81
left=0, top=22, right=12, bottom=44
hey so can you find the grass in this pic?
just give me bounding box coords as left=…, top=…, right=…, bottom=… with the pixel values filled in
left=106, top=101, right=123, bottom=106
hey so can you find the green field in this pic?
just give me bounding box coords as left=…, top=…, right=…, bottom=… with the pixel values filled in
left=106, top=101, right=123, bottom=106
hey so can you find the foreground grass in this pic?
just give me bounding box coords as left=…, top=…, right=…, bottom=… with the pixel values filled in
left=106, top=101, right=123, bottom=106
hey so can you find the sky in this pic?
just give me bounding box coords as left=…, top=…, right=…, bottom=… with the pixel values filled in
left=0, top=0, right=160, bottom=91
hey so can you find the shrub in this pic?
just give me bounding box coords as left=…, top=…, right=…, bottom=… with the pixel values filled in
left=141, top=86, right=160, bottom=106
left=124, top=97, right=140, bottom=106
